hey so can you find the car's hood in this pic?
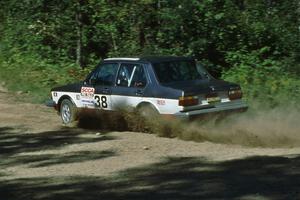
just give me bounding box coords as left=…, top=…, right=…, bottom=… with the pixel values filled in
left=161, top=79, right=240, bottom=96
left=51, top=82, right=83, bottom=93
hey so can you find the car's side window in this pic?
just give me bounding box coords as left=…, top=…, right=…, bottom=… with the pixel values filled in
left=89, top=63, right=118, bottom=86
left=116, top=63, right=147, bottom=88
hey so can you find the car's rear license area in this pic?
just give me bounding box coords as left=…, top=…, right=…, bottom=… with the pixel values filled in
left=176, top=89, right=247, bottom=119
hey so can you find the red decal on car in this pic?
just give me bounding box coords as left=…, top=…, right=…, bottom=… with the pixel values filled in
left=81, top=87, right=95, bottom=98
left=157, top=99, right=166, bottom=105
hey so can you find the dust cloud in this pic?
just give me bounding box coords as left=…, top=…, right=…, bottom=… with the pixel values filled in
left=77, top=106, right=300, bottom=148
left=179, top=107, right=300, bottom=147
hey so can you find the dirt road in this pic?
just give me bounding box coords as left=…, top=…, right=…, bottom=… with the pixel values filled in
left=0, top=88, right=299, bottom=199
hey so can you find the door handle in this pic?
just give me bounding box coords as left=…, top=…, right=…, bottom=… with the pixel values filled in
left=135, top=89, right=143, bottom=96
left=102, top=88, right=110, bottom=94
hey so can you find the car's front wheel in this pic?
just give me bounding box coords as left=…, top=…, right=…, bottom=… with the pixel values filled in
left=60, top=99, right=77, bottom=125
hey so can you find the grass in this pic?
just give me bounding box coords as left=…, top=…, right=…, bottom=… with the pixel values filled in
left=0, top=53, right=91, bottom=103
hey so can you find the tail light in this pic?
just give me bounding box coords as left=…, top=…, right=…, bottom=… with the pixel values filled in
left=228, top=89, right=243, bottom=100
left=179, top=96, right=198, bottom=106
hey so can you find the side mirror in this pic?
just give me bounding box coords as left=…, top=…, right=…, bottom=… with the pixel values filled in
left=89, top=78, right=97, bottom=85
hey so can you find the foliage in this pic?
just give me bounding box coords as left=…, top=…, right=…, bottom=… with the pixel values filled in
left=0, top=0, right=299, bottom=106
left=223, top=48, right=300, bottom=109
left=0, top=52, right=90, bottom=103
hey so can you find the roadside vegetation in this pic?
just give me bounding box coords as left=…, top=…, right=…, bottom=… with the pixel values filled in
left=0, top=53, right=89, bottom=102
left=0, top=0, right=299, bottom=109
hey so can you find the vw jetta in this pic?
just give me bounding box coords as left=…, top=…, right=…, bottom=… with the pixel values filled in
left=47, top=56, right=248, bottom=124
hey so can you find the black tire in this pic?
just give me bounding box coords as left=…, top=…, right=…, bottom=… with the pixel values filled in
left=138, top=103, right=159, bottom=118
left=60, top=99, right=77, bottom=125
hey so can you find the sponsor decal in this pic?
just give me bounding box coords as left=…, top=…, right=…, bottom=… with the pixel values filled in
left=81, top=99, right=94, bottom=104
left=157, top=99, right=166, bottom=105
left=81, top=99, right=95, bottom=108
left=76, top=94, right=81, bottom=100
left=53, top=92, right=58, bottom=97
left=81, top=87, right=95, bottom=99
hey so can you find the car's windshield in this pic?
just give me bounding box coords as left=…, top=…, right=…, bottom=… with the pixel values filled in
left=152, top=60, right=203, bottom=83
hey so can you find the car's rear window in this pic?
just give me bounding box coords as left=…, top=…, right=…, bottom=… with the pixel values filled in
left=152, top=60, right=202, bottom=83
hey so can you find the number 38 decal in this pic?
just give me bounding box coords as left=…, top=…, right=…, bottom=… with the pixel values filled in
left=94, top=95, right=108, bottom=108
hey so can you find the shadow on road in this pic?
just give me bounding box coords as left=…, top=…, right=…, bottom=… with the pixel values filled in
left=1, top=150, right=116, bottom=168
left=1, top=155, right=299, bottom=199
left=0, top=125, right=117, bottom=169
left=0, top=126, right=114, bottom=156
left=1, top=125, right=300, bottom=199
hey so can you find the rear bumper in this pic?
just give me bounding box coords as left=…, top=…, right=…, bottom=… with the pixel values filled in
left=175, top=100, right=248, bottom=120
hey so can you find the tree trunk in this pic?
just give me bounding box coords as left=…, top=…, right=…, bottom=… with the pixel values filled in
left=76, top=5, right=83, bottom=68
left=111, top=32, right=117, bottom=52
left=139, top=24, right=145, bottom=48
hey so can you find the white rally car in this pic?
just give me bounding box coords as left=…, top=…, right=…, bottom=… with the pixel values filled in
left=47, top=56, right=248, bottom=124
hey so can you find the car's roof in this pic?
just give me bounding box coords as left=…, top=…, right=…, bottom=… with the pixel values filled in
left=103, top=56, right=194, bottom=63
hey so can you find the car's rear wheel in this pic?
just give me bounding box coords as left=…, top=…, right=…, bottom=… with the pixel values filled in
left=60, top=99, right=77, bottom=125
left=138, top=103, right=159, bottom=118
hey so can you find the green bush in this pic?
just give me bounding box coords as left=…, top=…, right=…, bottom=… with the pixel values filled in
left=223, top=48, right=300, bottom=109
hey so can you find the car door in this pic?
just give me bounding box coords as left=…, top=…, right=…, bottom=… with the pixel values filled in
left=82, top=62, right=119, bottom=110
left=111, top=62, right=147, bottom=109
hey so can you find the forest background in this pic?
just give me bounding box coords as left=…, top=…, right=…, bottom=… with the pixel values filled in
left=0, top=0, right=299, bottom=109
